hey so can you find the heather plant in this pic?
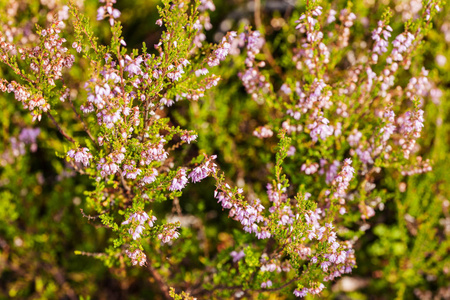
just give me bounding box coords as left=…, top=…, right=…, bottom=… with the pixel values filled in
left=0, top=0, right=449, bottom=299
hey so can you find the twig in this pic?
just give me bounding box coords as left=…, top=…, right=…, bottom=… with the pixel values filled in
left=74, top=251, right=106, bottom=258
left=47, top=111, right=76, bottom=143
left=43, top=263, right=77, bottom=300
left=80, top=208, right=101, bottom=220
left=254, top=0, right=284, bottom=78
left=147, top=262, right=172, bottom=300
left=68, top=96, right=98, bottom=147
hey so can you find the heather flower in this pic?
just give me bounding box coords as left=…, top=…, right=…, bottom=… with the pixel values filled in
left=239, top=67, right=270, bottom=100
left=122, top=162, right=142, bottom=180
left=406, top=68, right=431, bottom=102
left=0, top=0, right=442, bottom=297
left=380, top=109, right=396, bottom=142
left=126, top=249, right=147, bottom=266
left=124, top=55, right=143, bottom=77
left=347, top=130, right=362, bottom=147
left=18, top=128, right=40, bottom=152
left=371, top=21, right=392, bottom=62
left=294, top=288, right=308, bottom=297
left=391, top=32, right=415, bottom=62
left=280, top=83, right=292, bottom=95
left=0, top=80, right=49, bottom=121
left=359, top=202, right=376, bottom=220
left=253, top=126, right=273, bottom=139
left=266, top=183, right=287, bottom=204
left=356, top=147, right=374, bottom=165
left=122, top=211, right=157, bottom=240
left=180, top=133, right=197, bottom=144
left=399, top=109, right=424, bottom=158
left=169, top=169, right=188, bottom=191
left=245, top=31, right=264, bottom=66
left=327, top=9, right=337, bottom=24
left=72, top=42, right=82, bottom=53
left=195, top=68, right=209, bottom=77
left=230, top=250, right=245, bottom=262
left=436, top=54, right=447, bottom=66
left=198, top=0, right=215, bottom=12
left=287, top=146, right=296, bottom=157
left=158, top=226, right=180, bottom=243
left=401, top=156, right=432, bottom=175
left=189, top=155, right=217, bottom=183
left=141, top=168, right=159, bottom=185
left=338, top=9, right=357, bottom=48
left=319, top=159, right=340, bottom=184
left=141, top=141, right=168, bottom=164
left=67, top=147, right=93, bottom=167
left=97, top=0, right=121, bottom=26
left=308, top=116, right=333, bottom=142
left=333, top=158, right=354, bottom=197
left=215, top=186, right=269, bottom=239
left=301, top=162, right=319, bottom=175
left=207, top=32, right=236, bottom=67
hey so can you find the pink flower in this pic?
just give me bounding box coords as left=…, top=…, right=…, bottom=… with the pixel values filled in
left=67, top=147, right=93, bottom=167
left=189, top=155, right=217, bottom=183
left=169, top=169, right=188, bottom=191
left=230, top=250, right=245, bottom=262
left=125, top=249, right=147, bottom=266
left=261, top=280, right=272, bottom=288
left=293, top=288, right=308, bottom=298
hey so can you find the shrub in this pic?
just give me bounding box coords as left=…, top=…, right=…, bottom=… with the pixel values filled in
left=0, top=0, right=449, bottom=299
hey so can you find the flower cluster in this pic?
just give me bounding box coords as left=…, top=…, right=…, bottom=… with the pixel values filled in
left=122, top=211, right=157, bottom=240
left=406, top=68, right=432, bottom=102
left=301, top=162, right=319, bottom=175
left=253, top=126, right=273, bottom=139
left=188, top=155, right=217, bottom=183
left=158, top=226, right=180, bottom=244
left=294, top=6, right=329, bottom=73
left=125, top=249, right=147, bottom=266
left=0, top=80, right=49, bottom=122
left=18, top=128, right=40, bottom=153
left=207, top=32, right=236, bottom=67
left=97, top=0, right=121, bottom=26
left=392, top=31, right=415, bottom=62
left=371, top=21, right=392, bottom=62
left=238, top=30, right=269, bottom=101
left=337, top=8, right=357, bottom=48
left=67, top=148, right=93, bottom=167
left=169, top=169, right=189, bottom=191
left=399, top=109, right=424, bottom=158
left=332, top=158, right=355, bottom=199
left=401, top=156, right=432, bottom=176
left=380, top=108, right=396, bottom=143
left=215, top=186, right=271, bottom=239
left=294, top=283, right=325, bottom=298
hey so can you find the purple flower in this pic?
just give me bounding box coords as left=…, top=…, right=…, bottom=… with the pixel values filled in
left=230, top=250, right=245, bottom=263
left=169, top=169, right=188, bottom=191
left=67, top=147, right=93, bottom=167
left=293, top=288, right=308, bottom=298
left=189, top=155, right=217, bottom=183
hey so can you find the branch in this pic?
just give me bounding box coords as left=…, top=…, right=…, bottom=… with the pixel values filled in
left=80, top=208, right=101, bottom=220
left=68, top=96, right=98, bottom=147
left=46, top=111, right=76, bottom=143
left=147, top=262, right=172, bottom=300
left=254, top=0, right=284, bottom=78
